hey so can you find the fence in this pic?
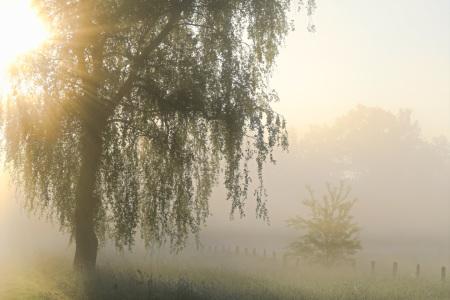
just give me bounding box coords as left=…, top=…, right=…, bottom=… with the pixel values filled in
left=198, top=244, right=447, bottom=283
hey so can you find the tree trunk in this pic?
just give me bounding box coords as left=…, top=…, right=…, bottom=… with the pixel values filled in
left=73, top=120, right=104, bottom=271
left=71, top=2, right=108, bottom=272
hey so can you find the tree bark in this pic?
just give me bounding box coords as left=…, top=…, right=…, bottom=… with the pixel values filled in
left=73, top=100, right=109, bottom=270
left=73, top=125, right=102, bottom=270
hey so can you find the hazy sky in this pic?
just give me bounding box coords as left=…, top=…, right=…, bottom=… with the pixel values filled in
left=271, top=0, right=450, bottom=139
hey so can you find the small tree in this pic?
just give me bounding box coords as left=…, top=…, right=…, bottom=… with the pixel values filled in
left=285, top=182, right=362, bottom=267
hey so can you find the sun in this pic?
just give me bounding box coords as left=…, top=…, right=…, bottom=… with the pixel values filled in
left=0, top=0, right=48, bottom=101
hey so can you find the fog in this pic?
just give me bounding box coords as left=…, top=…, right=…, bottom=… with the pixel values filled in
left=0, top=171, right=71, bottom=264
left=201, top=106, right=450, bottom=265
left=0, top=0, right=448, bottom=298
left=1, top=105, right=449, bottom=273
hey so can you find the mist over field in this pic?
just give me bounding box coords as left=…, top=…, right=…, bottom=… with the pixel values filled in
left=0, top=0, right=449, bottom=299
left=201, top=106, right=450, bottom=264
left=1, top=105, right=449, bottom=266
left=1, top=107, right=449, bottom=299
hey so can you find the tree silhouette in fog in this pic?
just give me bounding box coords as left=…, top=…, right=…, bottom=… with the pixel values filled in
left=298, top=104, right=449, bottom=182
left=0, top=0, right=316, bottom=270
left=272, top=105, right=449, bottom=249
left=285, top=182, right=362, bottom=267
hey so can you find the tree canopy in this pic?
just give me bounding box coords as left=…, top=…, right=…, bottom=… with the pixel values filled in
left=0, top=0, right=316, bottom=268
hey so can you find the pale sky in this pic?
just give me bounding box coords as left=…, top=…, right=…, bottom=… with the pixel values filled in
left=271, top=0, right=450, bottom=139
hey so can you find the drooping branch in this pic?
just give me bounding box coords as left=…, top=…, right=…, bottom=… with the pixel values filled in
left=110, top=1, right=192, bottom=110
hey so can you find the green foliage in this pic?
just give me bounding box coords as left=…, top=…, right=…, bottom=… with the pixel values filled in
left=0, top=0, right=316, bottom=253
left=285, top=182, right=362, bottom=267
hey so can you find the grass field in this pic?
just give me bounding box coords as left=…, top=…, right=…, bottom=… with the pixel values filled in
left=0, top=251, right=449, bottom=300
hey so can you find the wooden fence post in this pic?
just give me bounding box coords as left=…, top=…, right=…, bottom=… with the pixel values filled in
left=371, top=261, right=375, bottom=276
left=393, top=262, right=398, bottom=278
left=273, top=251, right=276, bottom=260
left=263, top=249, right=266, bottom=260
left=416, top=264, right=420, bottom=279
left=252, top=248, right=256, bottom=257
left=442, top=267, right=446, bottom=282
left=235, top=246, right=239, bottom=256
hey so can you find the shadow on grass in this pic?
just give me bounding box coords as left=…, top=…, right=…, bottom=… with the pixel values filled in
left=77, top=266, right=286, bottom=300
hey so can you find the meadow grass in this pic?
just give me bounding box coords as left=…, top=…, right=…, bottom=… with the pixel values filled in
left=0, top=252, right=448, bottom=299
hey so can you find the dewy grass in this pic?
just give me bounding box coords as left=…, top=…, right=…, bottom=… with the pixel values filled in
left=0, top=253, right=448, bottom=299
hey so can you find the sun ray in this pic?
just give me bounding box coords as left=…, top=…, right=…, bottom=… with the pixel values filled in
left=0, top=0, right=48, bottom=103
